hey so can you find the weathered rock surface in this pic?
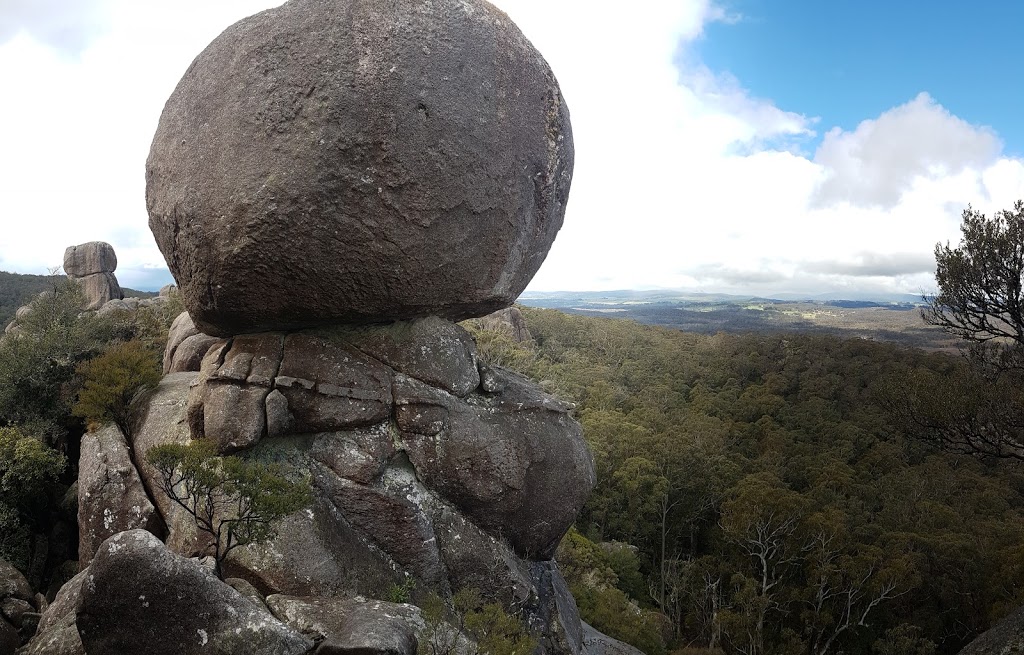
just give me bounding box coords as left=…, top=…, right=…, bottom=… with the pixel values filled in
left=62, top=242, right=124, bottom=311
left=958, top=603, right=1024, bottom=654
left=477, top=306, right=533, bottom=343
left=184, top=320, right=594, bottom=558
left=76, top=530, right=313, bottom=655
left=18, top=570, right=87, bottom=655
left=62, top=242, right=116, bottom=277
left=130, top=372, right=203, bottom=556
left=147, top=0, right=573, bottom=336
left=0, top=559, right=31, bottom=604
left=166, top=333, right=221, bottom=373
left=267, top=595, right=421, bottom=655
left=397, top=369, right=593, bottom=558
left=581, top=622, right=646, bottom=655
left=117, top=351, right=593, bottom=649
left=77, top=424, right=163, bottom=568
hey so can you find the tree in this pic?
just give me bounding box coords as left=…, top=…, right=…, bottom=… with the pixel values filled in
left=889, top=201, right=1024, bottom=458
left=73, top=339, right=162, bottom=442
left=924, top=201, right=1024, bottom=373
left=0, top=280, right=106, bottom=442
left=145, top=440, right=312, bottom=579
left=0, top=426, right=65, bottom=570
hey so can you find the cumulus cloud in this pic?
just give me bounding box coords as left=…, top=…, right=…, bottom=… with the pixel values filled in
left=812, top=93, right=1001, bottom=208
left=0, top=0, right=112, bottom=55
left=801, top=252, right=935, bottom=277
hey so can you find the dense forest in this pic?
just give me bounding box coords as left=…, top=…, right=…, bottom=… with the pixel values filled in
left=467, top=308, right=1024, bottom=655
left=2, top=273, right=1023, bottom=655
left=0, top=271, right=64, bottom=329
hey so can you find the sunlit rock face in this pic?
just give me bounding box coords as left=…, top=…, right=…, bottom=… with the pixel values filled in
left=146, top=0, right=574, bottom=337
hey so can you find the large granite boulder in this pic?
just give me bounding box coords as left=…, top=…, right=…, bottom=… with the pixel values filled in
left=146, top=0, right=574, bottom=336
left=62, top=241, right=124, bottom=311
left=76, top=530, right=313, bottom=655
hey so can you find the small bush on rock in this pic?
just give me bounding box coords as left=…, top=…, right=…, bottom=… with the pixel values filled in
left=0, top=426, right=66, bottom=569
left=417, top=588, right=537, bottom=655
left=73, top=339, right=161, bottom=440
left=146, top=440, right=312, bottom=579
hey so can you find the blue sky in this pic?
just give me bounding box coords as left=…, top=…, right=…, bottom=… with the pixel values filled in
left=695, top=0, right=1024, bottom=156
left=1, top=0, right=1024, bottom=297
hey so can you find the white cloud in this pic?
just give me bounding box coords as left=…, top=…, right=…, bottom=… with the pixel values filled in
left=812, top=93, right=1001, bottom=209
left=0, top=0, right=113, bottom=55
left=2, top=0, right=1024, bottom=298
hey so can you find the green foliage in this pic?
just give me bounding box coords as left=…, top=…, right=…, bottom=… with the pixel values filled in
left=924, top=201, right=1024, bottom=367
left=0, top=280, right=108, bottom=439
left=73, top=339, right=161, bottom=439
left=483, top=308, right=1024, bottom=654
left=557, top=528, right=668, bottom=655
left=0, top=270, right=64, bottom=328
left=386, top=576, right=417, bottom=604
left=899, top=201, right=1024, bottom=460
left=145, top=440, right=312, bottom=579
left=416, top=588, right=537, bottom=655
left=0, top=426, right=65, bottom=569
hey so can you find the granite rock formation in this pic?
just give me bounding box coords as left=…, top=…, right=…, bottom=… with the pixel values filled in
left=17, top=0, right=617, bottom=652
left=146, top=0, right=573, bottom=336
left=62, top=242, right=122, bottom=311
left=0, top=556, right=41, bottom=654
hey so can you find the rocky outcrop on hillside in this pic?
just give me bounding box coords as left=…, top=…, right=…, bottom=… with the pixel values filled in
left=477, top=306, right=534, bottom=343
left=20, top=0, right=632, bottom=652
left=62, top=242, right=122, bottom=311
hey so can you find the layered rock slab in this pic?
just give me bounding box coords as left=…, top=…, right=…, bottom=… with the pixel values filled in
left=146, top=0, right=574, bottom=336
left=184, top=319, right=594, bottom=558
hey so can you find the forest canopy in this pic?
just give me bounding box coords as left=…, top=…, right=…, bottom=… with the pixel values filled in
left=468, top=307, right=1024, bottom=655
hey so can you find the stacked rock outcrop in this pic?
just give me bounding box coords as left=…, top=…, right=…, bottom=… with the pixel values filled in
left=62, top=242, right=122, bottom=311
left=22, top=0, right=640, bottom=653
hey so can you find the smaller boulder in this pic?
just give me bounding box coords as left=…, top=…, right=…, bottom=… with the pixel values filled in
left=76, top=530, right=313, bottom=655
left=266, top=595, right=421, bottom=655
left=17, top=569, right=87, bottom=655
left=62, top=242, right=117, bottom=277
left=0, top=558, right=32, bottom=603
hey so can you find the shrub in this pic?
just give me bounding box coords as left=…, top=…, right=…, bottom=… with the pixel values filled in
left=146, top=440, right=312, bottom=579
left=0, top=426, right=66, bottom=569
left=73, top=339, right=161, bottom=440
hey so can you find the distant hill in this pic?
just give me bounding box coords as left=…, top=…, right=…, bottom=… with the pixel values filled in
left=517, top=289, right=956, bottom=351
left=0, top=271, right=157, bottom=329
